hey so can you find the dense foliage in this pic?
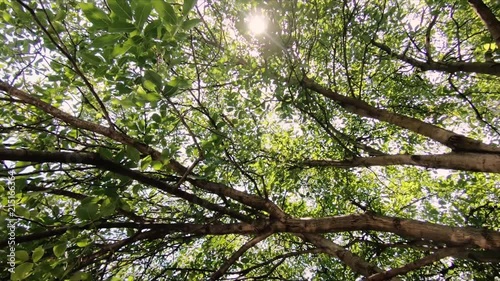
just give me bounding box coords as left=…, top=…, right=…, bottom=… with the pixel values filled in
left=1, top=0, right=499, bottom=280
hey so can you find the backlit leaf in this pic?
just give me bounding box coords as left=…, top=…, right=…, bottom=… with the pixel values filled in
left=108, top=0, right=133, bottom=20
left=79, top=3, right=111, bottom=29
left=183, top=0, right=197, bottom=16
left=53, top=243, right=67, bottom=258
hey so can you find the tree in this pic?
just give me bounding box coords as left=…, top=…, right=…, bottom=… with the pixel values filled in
left=0, top=0, right=499, bottom=280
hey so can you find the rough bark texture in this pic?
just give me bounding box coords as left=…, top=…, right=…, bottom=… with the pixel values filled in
left=282, top=215, right=500, bottom=250
left=468, top=0, right=500, bottom=48
left=300, top=77, right=500, bottom=153
left=303, top=153, right=500, bottom=173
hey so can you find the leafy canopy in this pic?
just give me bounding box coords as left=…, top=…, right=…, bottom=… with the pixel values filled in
left=0, top=0, right=499, bottom=280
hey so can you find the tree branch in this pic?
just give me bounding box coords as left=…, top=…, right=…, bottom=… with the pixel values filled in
left=371, top=40, right=500, bottom=76
left=300, top=234, right=401, bottom=280
left=302, top=153, right=500, bottom=173
left=16, top=0, right=115, bottom=129
left=300, top=77, right=500, bottom=154
left=367, top=248, right=461, bottom=281
left=0, top=148, right=251, bottom=222
left=5, top=214, right=500, bottom=251
left=209, top=232, right=272, bottom=280
left=468, top=0, right=500, bottom=49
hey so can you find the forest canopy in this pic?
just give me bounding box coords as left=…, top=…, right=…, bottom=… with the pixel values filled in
left=0, top=0, right=500, bottom=280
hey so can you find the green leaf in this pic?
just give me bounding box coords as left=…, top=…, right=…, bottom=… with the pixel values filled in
left=32, top=247, right=44, bottom=263
left=181, top=18, right=202, bottom=30
left=16, top=206, right=30, bottom=218
left=133, top=0, right=153, bottom=30
left=183, top=0, right=197, bottom=16
left=98, top=148, right=114, bottom=160
left=33, top=85, right=45, bottom=94
left=2, top=11, right=12, bottom=23
left=168, top=77, right=190, bottom=88
left=15, top=250, right=30, bottom=262
left=161, top=148, right=174, bottom=160
left=108, top=21, right=136, bottom=33
left=143, top=80, right=157, bottom=92
left=79, top=3, right=111, bottom=29
left=163, top=84, right=179, bottom=97
left=12, top=263, right=33, bottom=280
left=140, top=155, right=152, bottom=170
left=54, top=9, right=67, bottom=21
left=80, top=52, right=103, bottom=65
left=126, top=145, right=141, bottom=163
left=92, top=34, right=123, bottom=48
left=152, top=160, right=163, bottom=170
left=53, top=243, right=67, bottom=258
left=360, top=34, right=371, bottom=43
left=119, top=199, right=132, bottom=212
left=143, top=92, right=162, bottom=102
left=111, top=38, right=134, bottom=57
left=152, top=0, right=177, bottom=25
left=100, top=198, right=117, bottom=217
left=152, top=113, right=162, bottom=123
left=144, top=70, right=163, bottom=91
left=76, top=239, right=91, bottom=247
left=75, top=202, right=100, bottom=221
left=482, top=42, right=497, bottom=51
left=108, top=0, right=133, bottom=20
left=70, top=271, right=90, bottom=281
left=143, top=19, right=162, bottom=39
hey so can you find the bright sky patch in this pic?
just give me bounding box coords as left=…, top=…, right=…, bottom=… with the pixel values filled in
left=246, top=14, right=268, bottom=35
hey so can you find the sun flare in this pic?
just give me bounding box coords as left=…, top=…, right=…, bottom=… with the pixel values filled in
left=246, top=14, right=268, bottom=35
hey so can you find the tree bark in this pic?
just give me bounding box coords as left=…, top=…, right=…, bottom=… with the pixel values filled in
left=468, top=0, right=500, bottom=49
left=372, top=40, right=500, bottom=75
left=302, top=153, right=500, bottom=173
left=367, top=248, right=461, bottom=281
left=300, top=77, right=500, bottom=154
left=300, top=234, right=401, bottom=280
left=281, top=215, right=500, bottom=250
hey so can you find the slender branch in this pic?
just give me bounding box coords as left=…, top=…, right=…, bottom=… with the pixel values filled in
left=372, top=40, right=500, bottom=76
left=232, top=249, right=324, bottom=276
left=16, top=0, right=114, bottom=129
left=164, top=95, right=205, bottom=187
left=25, top=184, right=146, bottom=222
left=209, top=232, right=272, bottom=280
left=425, top=13, right=439, bottom=61
left=0, top=220, right=268, bottom=248
left=447, top=76, right=500, bottom=136
left=367, top=248, right=461, bottom=281
left=300, top=234, right=401, bottom=280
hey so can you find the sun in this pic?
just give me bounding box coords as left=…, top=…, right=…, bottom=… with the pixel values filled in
left=246, top=14, right=268, bottom=35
